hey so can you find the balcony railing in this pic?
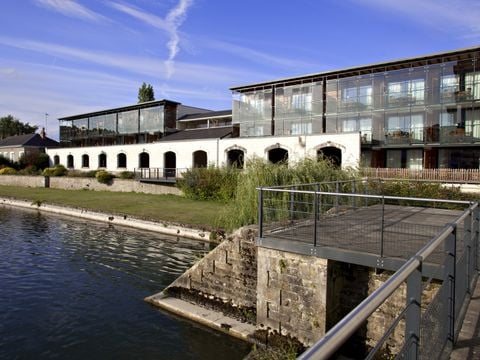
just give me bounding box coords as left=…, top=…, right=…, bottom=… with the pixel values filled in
left=133, top=167, right=187, bottom=182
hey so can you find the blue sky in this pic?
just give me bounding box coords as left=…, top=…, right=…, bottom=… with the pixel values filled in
left=0, top=0, right=479, bottom=140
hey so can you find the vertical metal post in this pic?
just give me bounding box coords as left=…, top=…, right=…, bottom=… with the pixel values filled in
left=290, top=189, right=295, bottom=222
left=380, top=196, right=385, bottom=257
left=314, top=191, right=318, bottom=247
left=364, top=180, right=368, bottom=207
left=475, top=206, right=480, bottom=271
left=316, top=183, right=320, bottom=218
left=464, top=210, right=472, bottom=294
left=352, top=179, right=356, bottom=209
left=445, top=226, right=457, bottom=348
left=406, top=257, right=422, bottom=360
left=258, top=188, right=264, bottom=239
left=335, top=180, right=339, bottom=213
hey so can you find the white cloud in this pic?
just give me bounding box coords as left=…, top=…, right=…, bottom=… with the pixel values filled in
left=353, top=0, right=480, bottom=37
left=33, top=0, right=108, bottom=22
left=0, top=36, right=270, bottom=85
left=110, top=0, right=193, bottom=78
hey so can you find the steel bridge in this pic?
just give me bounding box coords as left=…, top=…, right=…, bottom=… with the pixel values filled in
left=256, top=180, right=479, bottom=359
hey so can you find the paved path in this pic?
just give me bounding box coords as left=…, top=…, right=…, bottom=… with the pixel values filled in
left=450, top=276, right=480, bottom=360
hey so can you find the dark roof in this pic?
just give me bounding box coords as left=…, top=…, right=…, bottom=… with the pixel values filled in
left=178, top=110, right=232, bottom=122
left=160, top=127, right=233, bottom=141
left=58, top=99, right=180, bottom=121
left=0, top=133, right=60, bottom=148
left=230, top=45, right=480, bottom=91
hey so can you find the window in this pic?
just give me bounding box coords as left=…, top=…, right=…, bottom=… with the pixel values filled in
left=342, top=119, right=357, bottom=132
left=117, top=153, right=127, bottom=168
left=342, top=85, right=372, bottom=107
left=98, top=153, right=107, bottom=168
left=359, top=118, right=372, bottom=143
left=465, top=72, right=480, bottom=100
left=291, top=122, right=312, bottom=135
left=388, top=79, right=424, bottom=104
left=292, top=87, right=312, bottom=111
left=82, top=154, right=89, bottom=168
left=67, top=155, right=74, bottom=168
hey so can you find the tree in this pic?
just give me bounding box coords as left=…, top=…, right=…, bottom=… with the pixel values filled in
left=0, top=115, right=38, bottom=139
left=138, top=82, right=155, bottom=103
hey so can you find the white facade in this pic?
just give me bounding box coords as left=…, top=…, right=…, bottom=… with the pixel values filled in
left=46, top=132, right=361, bottom=172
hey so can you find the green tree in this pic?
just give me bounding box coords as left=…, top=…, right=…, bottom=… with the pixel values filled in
left=137, top=82, right=155, bottom=103
left=0, top=115, right=38, bottom=139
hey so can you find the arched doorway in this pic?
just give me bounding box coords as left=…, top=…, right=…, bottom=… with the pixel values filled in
left=82, top=154, right=89, bottom=168
left=164, top=151, right=176, bottom=177
left=139, top=152, right=150, bottom=168
left=318, top=147, right=342, bottom=167
left=67, top=155, right=74, bottom=168
left=117, top=153, right=127, bottom=168
left=227, top=149, right=244, bottom=168
left=193, top=150, right=207, bottom=168
left=268, top=148, right=288, bottom=164
left=98, top=153, right=107, bottom=168
left=53, top=155, right=60, bottom=166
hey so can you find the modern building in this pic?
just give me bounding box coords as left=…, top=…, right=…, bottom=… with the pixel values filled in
left=231, top=46, right=480, bottom=169
left=0, top=130, right=59, bottom=162
left=50, top=46, right=480, bottom=173
left=48, top=98, right=359, bottom=172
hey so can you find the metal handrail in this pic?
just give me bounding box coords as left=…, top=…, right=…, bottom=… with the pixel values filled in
left=298, top=225, right=455, bottom=360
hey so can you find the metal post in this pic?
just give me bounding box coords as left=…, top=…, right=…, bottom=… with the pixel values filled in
left=445, top=227, right=457, bottom=347
left=352, top=179, right=356, bottom=209
left=290, top=189, right=295, bottom=222
left=464, top=210, right=472, bottom=294
left=258, top=188, right=264, bottom=239
left=475, top=206, right=480, bottom=271
left=314, top=191, right=318, bottom=247
left=406, top=257, right=422, bottom=360
left=380, top=196, right=385, bottom=257
left=335, top=180, right=339, bottom=213
left=316, top=183, right=320, bottom=219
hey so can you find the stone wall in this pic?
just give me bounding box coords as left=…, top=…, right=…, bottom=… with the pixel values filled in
left=0, top=175, right=181, bottom=195
left=256, top=247, right=328, bottom=346
left=163, top=227, right=258, bottom=321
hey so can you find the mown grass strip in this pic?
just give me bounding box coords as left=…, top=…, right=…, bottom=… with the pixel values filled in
left=0, top=185, right=225, bottom=229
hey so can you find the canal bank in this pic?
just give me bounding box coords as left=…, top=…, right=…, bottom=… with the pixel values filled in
left=0, top=197, right=210, bottom=241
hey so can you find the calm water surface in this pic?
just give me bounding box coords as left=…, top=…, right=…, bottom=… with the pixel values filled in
left=0, top=206, right=251, bottom=359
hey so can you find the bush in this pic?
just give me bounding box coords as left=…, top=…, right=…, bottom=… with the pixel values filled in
left=177, top=166, right=240, bottom=202
left=0, top=167, right=18, bottom=175
left=0, top=155, right=15, bottom=169
left=95, top=170, right=114, bottom=184
left=18, top=165, right=40, bottom=175
left=118, top=171, right=135, bottom=179
left=18, top=151, right=50, bottom=171
left=42, top=165, right=68, bottom=177
left=68, top=170, right=97, bottom=178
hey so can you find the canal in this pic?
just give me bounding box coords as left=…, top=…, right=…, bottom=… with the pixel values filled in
left=0, top=206, right=251, bottom=359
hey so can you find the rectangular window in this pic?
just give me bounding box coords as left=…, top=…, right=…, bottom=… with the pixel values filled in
left=386, top=150, right=402, bottom=168
left=291, top=122, right=312, bottom=135
left=359, top=118, right=372, bottom=143
left=465, top=72, right=480, bottom=100
left=406, top=149, right=423, bottom=170
left=388, top=79, right=425, bottom=105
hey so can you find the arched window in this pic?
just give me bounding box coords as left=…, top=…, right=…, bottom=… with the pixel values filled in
left=98, top=153, right=107, bottom=168
left=268, top=148, right=288, bottom=164
left=317, top=147, right=342, bottom=167
left=53, top=155, right=60, bottom=166
left=227, top=149, right=244, bottom=168
left=164, top=151, right=176, bottom=177
left=117, top=153, right=127, bottom=168
left=139, top=152, right=149, bottom=168
left=67, top=155, right=74, bottom=168
left=193, top=150, right=207, bottom=168
left=82, top=154, right=90, bottom=168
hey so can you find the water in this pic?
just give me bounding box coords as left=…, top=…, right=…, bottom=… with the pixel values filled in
left=0, top=206, right=251, bottom=359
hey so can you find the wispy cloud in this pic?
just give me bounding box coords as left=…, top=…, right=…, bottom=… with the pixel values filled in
left=352, top=0, right=480, bottom=37
left=33, top=0, right=108, bottom=22
left=0, top=36, right=269, bottom=84
left=110, top=0, right=193, bottom=78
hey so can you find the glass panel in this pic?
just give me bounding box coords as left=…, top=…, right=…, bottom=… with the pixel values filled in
left=386, top=149, right=402, bottom=168
left=406, top=149, right=423, bottom=169
left=359, top=117, right=372, bottom=143
left=140, top=106, right=164, bottom=133
left=118, top=110, right=138, bottom=134
left=234, top=90, right=272, bottom=137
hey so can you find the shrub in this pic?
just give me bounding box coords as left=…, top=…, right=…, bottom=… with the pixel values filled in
left=68, top=170, right=96, bottom=178
left=0, top=155, right=15, bottom=169
left=42, top=165, right=68, bottom=177
left=18, top=151, right=50, bottom=170
left=0, top=167, right=18, bottom=175
left=19, top=165, right=40, bottom=175
left=177, top=166, right=240, bottom=202
left=95, top=170, right=114, bottom=184
left=118, top=171, right=135, bottom=179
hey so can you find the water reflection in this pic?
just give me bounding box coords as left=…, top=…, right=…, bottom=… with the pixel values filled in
left=0, top=206, right=250, bottom=360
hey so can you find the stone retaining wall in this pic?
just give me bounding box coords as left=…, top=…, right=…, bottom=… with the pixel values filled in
left=0, top=175, right=181, bottom=195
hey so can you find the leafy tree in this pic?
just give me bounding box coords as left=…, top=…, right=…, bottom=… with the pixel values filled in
left=137, top=82, right=155, bottom=103
left=0, top=115, right=38, bottom=139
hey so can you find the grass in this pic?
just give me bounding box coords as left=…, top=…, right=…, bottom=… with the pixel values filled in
left=0, top=185, right=225, bottom=230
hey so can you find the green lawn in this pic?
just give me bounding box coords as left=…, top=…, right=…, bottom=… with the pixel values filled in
left=0, top=186, right=226, bottom=229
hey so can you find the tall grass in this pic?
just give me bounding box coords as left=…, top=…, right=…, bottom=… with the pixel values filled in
left=217, top=157, right=351, bottom=231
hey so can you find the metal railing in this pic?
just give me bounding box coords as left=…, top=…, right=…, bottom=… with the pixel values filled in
left=134, top=167, right=187, bottom=181
left=256, top=180, right=479, bottom=359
